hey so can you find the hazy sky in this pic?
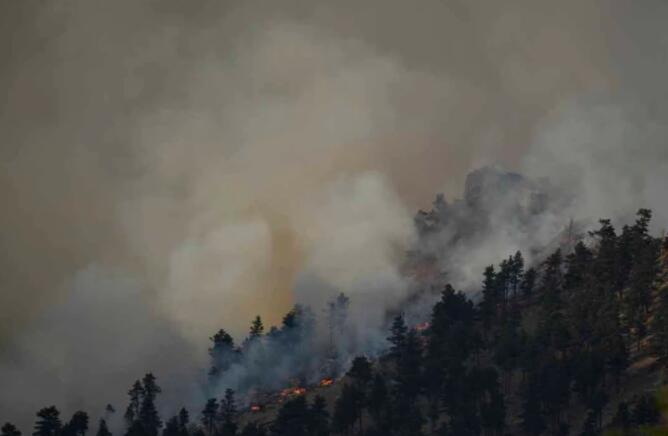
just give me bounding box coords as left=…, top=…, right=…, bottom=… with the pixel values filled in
left=1, top=0, right=668, bottom=427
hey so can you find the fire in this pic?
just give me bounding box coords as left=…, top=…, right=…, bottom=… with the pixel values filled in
left=250, top=405, right=262, bottom=412
left=279, top=387, right=306, bottom=398
left=414, top=321, right=430, bottom=332
left=319, top=378, right=334, bottom=387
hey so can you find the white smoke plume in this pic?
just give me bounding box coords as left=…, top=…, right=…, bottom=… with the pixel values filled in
left=1, top=0, right=668, bottom=429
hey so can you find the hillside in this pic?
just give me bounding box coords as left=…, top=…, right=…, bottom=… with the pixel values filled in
left=4, top=174, right=668, bottom=436
left=229, top=210, right=668, bottom=436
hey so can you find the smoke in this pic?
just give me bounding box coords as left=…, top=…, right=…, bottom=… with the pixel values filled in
left=1, top=0, right=668, bottom=429
left=522, top=96, right=668, bottom=232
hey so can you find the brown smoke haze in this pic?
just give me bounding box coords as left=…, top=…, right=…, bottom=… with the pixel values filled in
left=1, top=0, right=667, bottom=426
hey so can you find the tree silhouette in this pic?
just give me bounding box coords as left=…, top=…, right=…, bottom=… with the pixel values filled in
left=139, top=373, right=162, bottom=436
left=62, top=412, right=89, bottom=436
left=200, top=399, right=218, bottom=435
left=33, top=407, right=61, bottom=436
left=218, top=389, right=238, bottom=436
left=2, top=423, right=21, bottom=436
left=95, top=421, right=111, bottom=436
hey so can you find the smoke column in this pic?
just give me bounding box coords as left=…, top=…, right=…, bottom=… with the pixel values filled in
left=1, top=0, right=668, bottom=428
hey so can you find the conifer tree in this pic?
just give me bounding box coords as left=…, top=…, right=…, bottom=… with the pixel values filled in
left=161, top=418, right=180, bottom=436
left=650, top=237, right=668, bottom=366
left=200, top=399, right=218, bottom=436
left=632, top=394, right=660, bottom=426
left=332, top=384, right=361, bottom=436
left=177, top=409, right=189, bottom=436
left=521, top=267, right=537, bottom=298
left=480, top=265, right=497, bottom=331
left=2, top=423, right=21, bottom=436
left=96, top=421, right=111, bottom=436
left=33, top=407, right=61, bottom=436
left=510, top=250, right=525, bottom=297
left=271, top=396, right=310, bottom=436
left=249, top=316, right=264, bottom=339
left=125, top=381, right=144, bottom=427
left=62, top=412, right=89, bottom=436
left=307, top=396, right=330, bottom=436
left=209, top=330, right=237, bottom=379
left=625, top=209, right=659, bottom=346
left=218, top=389, right=238, bottom=436
left=347, top=356, right=372, bottom=388
left=368, top=374, right=389, bottom=431
left=239, top=423, right=265, bottom=436
left=139, top=373, right=162, bottom=436
left=387, top=314, right=407, bottom=359
left=520, top=374, right=546, bottom=436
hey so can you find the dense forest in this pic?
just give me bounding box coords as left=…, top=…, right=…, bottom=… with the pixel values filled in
left=3, top=209, right=668, bottom=436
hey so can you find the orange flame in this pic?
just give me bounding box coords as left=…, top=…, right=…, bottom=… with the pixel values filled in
left=319, top=378, right=334, bottom=387
left=414, top=321, right=430, bottom=332
left=279, top=387, right=306, bottom=398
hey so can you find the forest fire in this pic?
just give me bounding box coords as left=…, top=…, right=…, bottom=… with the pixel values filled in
left=279, top=387, right=306, bottom=399
left=319, top=378, right=334, bottom=387
left=249, top=405, right=262, bottom=413
left=414, top=321, right=430, bottom=332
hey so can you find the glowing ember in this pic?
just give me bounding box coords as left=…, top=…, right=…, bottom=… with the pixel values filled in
left=250, top=405, right=261, bottom=412
left=414, top=321, right=430, bottom=332
left=319, top=378, right=334, bottom=387
left=279, top=387, right=306, bottom=398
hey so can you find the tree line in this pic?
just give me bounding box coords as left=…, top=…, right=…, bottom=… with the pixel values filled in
left=4, top=209, right=668, bottom=435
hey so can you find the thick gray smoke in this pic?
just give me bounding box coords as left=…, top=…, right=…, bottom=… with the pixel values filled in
left=1, top=0, right=668, bottom=429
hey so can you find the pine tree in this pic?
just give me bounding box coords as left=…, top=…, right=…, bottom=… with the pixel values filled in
left=387, top=313, right=408, bottom=359
left=480, top=265, right=497, bottom=331
left=611, top=401, right=631, bottom=433
left=249, top=316, right=264, bottom=340
left=307, top=396, right=330, bottom=436
left=209, top=329, right=237, bottom=379
left=62, top=412, right=89, bottom=436
left=200, top=399, right=218, bottom=435
left=651, top=237, right=668, bottom=366
left=271, top=396, right=310, bottom=436
left=96, top=421, right=111, bottom=436
left=521, top=267, right=537, bottom=298
left=347, top=356, right=372, bottom=387
left=2, top=423, right=21, bottom=436
left=161, top=418, right=180, bottom=436
left=332, top=384, right=362, bottom=436
left=395, top=329, right=423, bottom=401
left=565, top=242, right=596, bottom=346
left=33, top=407, right=62, bottom=436
left=177, top=409, right=189, bottom=436
left=139, top=373, right=162, bottom=436
left=239, top=423, right=265, bottom=436
left=477, top=367, right=506, bottom=436
left=540, top=249, right=563, bottom=299
left=580, top=411, right=599, bottom=436
left=125, top=381, right=144, bottom=427
left=589, top=219, right=619, bottom=295
left=520, top=374, right=546, bottom=436
left=632, top=394, right=660, bottom=426
left=368, top=374, right=389, bottom=431
left=218, top=389, right=238, bottom=436
left=626, top=209, right=659, bottom=346
left=510, top=251, right=525, bottom=297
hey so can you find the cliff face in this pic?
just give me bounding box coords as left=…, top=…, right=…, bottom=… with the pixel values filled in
left=463, top=166, right=548, bottom=216
left=415, top=166, right=554, bottom=238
